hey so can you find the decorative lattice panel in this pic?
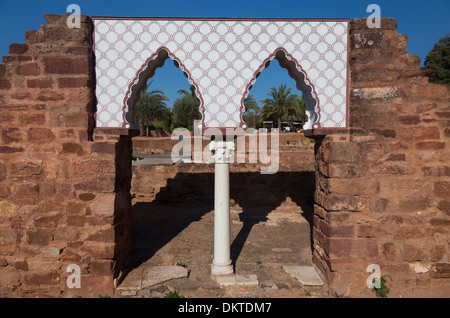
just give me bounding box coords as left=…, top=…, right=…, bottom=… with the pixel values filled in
left=93, top=18, right=349, bottom=130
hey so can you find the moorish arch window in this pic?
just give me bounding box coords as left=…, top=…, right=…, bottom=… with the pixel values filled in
left=92, top=17, right=349, bottom=132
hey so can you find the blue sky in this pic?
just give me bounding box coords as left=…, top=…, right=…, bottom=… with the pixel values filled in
left=1, top=0, right=449, bottom=108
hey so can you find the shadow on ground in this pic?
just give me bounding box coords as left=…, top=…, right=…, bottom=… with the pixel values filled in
left=129, top=170, right=315, bottom=272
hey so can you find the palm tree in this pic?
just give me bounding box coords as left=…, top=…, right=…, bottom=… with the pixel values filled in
left=287, top=95, right=307, bottom=130
left=260, top=84, right=299, bottom=131
left=172, top=85, right=201, bottom=130
left=243, top=94, right=259, bottom=128
left=136, top=79, right=170, bottom=136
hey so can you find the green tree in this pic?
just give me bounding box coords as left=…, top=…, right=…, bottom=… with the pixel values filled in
left=260, top=84, right=299, bottom=131
left=242, top=94, right=260, bottom=128
left=287, top=95, right=307, bottom=130
left=423, top=34, right=450, bottom=85
left=136, top=80, right=170, bottom=136
left=172, top=85, right=201, bottom=130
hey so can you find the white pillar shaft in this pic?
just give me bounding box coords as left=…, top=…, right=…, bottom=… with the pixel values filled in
left=210, top=141, right=234, bottom=276
left=212, top=162, right=233, bottom=274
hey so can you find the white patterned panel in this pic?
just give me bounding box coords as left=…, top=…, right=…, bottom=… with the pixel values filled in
left=93, top=18, right=349, bottom=130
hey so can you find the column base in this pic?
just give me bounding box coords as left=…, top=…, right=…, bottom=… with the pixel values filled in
left=211, top=260, right=234, bottom=276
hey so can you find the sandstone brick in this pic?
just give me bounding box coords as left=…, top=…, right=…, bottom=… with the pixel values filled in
left=385, top=153, right=406, bottom=161
left=67, top=201, right=84, bottom=214
left=399, top=126, right=440, bottom=140
left=90, top=142, right=116, bottom=155
left=19, top=114, right=46, bottom=126
left=90, top=260, right=114, bottom=276
left=60, top=248, right=81, bottom=262
left=0, top=161, right=6, bottom=182
left=430, top=263, right=450, bottom=278
left=434, top=181, right=450, bottom=198
left=74, top=178, right=115, bottom=192
left=88, top=193, right=116, bottom=217
left=0, top=228, right=18, bottom=246
left=325, top=237, right=368, bottom=259
left=370, top=128, right=396, bottom=138
left=67, top=215, right=86, bottom=227
left=78, top=193, right=95, bottom=201
left=322, top=142, right=360, bottom=164
left=394, top=226, right=433, bottom=239
left=0, top=65, right=5, bottom=77
left=0, top=79, right=12, bottom=90
left=10, top=260, right=28, bottom=271
left=16, top=63, right=40, bottom=76
left=65, top=46, right=91, bottom=55
left=13, top=183, right=39, bottom=204
left=58, top=77, right=90, bottom=88
left=430, top=245, right=446, bottom=262
left=80, top=242, right=115, bottom=259
left=36, top=91, right=65, bottom=101
left=0, top=185, right=10, bottom=199
left=27, top=229, right=53, bottom=246
left=437, top=200, right=450, bottom=215
left=61, top=142, right=85, bottom=156
left=10, top=160, right=43, bottom=177
left=401, top=244, right=425, bottom=262
left=27, top=78, right=53, bottom=88
left=0, top=268, right=21, bottom=287
left=429, top=218, right=450, bottom=227
left=23, top=271, right=59, bottom=285
left=382, top=242, right=397, bottom=260
left=34, top=213, right=63, bottom=228
left=43, top=57, right=89, bottom=75
left=9, top=44, right=28, bottom=54
left=27, top=128, right=55, bottom=143
left=416, top=141, right=445, bottom=150
left=49, top=105, right=87, bottom=127
left=358, top=224, right=384, bottom=238
left=352, top=86, right=403, bottom=100
left=422, top=165, right=450, bottom=177
left=350, top=18, right=398, bottom=30
left=398, top=196, right=429, bottom=212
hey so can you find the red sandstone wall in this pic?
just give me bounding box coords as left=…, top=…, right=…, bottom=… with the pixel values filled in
left=0, top=15, right=132, bottom=297
left=311, top=18, right=450, bottom=297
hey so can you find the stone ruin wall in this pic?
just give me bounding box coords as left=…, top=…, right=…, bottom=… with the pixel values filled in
left=310, top=18, right=449, bottom=296
left=0, top=14, right=448, bottom=297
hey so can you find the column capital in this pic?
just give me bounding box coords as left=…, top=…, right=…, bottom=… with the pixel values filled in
left=209, top=141, right=235, bottom=164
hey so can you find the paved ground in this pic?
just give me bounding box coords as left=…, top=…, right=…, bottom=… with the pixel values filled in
left=116, top=198, right=330, bottom=298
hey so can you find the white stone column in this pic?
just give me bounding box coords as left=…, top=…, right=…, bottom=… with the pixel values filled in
left=209, top=140, right=235, bottom=276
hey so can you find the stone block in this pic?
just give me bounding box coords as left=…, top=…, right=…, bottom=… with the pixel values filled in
left=282, top=266, right=324, bottom=286
left=49, top=105, right=88, bottom=127
left=400, top=244, right=425, bottom=262
left=26, top=229, right=53, bottom=246
left=27, top=128, right=55, bottom=143
left=58, top=77, right=91, bottom=88
left=434, top=181, right=450, bottom=198
left=9, top=44, right=28, bottom=54
left=43, top=57, right=89, bottom=75
left=15, top=63, right=40, bottom=76
left=27, top=78, right=53, bottom=88
left=61, top=142, right=85, bottom=156
left=90, top=142, right=116, bottom=155
left=416, top=141, right=445, bottom=150
left=10, top=160, right=43, bottom=177
left=398, top=126, right=440, bottom=140
left=23, top=271, right=59, bottom=285
left=88, top=193, right=116, bottom=218
left=0, top=79, right=12, bottom=90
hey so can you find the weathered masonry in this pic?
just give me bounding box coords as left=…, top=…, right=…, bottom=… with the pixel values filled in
left=0, top=14, right=448, bottom=297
